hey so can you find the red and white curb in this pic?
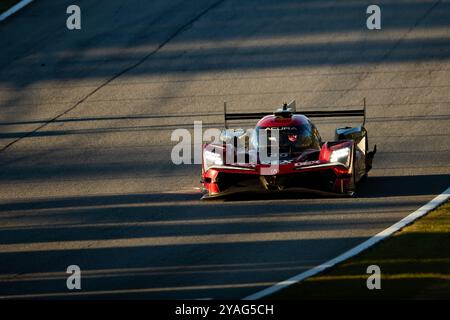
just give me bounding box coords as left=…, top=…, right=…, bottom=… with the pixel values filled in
left=0, top=0, right=33, bottom=22
left=244, top=186, right=450, bottom=300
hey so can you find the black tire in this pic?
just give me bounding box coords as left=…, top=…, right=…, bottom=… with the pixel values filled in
left=344, top=147, right=356, bottom=196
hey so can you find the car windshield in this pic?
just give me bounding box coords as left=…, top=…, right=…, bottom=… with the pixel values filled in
left=251, top=125, right=320, bottom=153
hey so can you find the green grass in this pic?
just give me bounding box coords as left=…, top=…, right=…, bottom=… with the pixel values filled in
left=269, top=201, right=450, bottom=299
left=0, top=0, right=21, bottom=14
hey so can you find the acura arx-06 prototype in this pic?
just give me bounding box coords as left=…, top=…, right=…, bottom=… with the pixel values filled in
left=201, top=100, right=376, bottom=199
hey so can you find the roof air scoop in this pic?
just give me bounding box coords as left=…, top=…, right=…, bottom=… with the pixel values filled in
left=274, top=100, right=296, bottom=118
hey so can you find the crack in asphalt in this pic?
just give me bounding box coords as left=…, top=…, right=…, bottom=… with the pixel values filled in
left=0, top=0, right=226, bottom=154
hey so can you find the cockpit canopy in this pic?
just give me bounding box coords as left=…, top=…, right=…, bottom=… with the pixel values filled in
left=251, top=115, right=322, bottom=154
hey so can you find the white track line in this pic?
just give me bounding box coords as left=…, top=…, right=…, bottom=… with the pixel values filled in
left=0, top=0, right=33, bottom=22
left=244, top=186, right=450, bottom=300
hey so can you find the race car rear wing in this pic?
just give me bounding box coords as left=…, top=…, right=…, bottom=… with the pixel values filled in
left=224, top=98, right=367, bottom=128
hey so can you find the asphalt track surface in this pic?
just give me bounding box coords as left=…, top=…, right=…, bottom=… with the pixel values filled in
left=0, top=0, right=449, bottom=299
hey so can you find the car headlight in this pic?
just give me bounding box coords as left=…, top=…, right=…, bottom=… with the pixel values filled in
left=330, top=147, right=350, bottom=165
left=203, top=150, right=223, bottom=171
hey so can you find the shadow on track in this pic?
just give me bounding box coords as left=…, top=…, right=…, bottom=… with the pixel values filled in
left=207, top=174, right=450, bottom=202
left=0, top=174, right=448, bottom=211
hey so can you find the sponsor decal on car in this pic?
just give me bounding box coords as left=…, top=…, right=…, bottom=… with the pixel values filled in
left=294, top=160, right=321, bottom=167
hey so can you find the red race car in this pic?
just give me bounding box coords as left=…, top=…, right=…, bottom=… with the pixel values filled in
left=201, top=100, right=376, bottom=199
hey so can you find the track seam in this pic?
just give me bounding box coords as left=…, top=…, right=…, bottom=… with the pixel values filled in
left=332, top=0, right=443, bottom=105
left=0, top=0, right=226, bottom=154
